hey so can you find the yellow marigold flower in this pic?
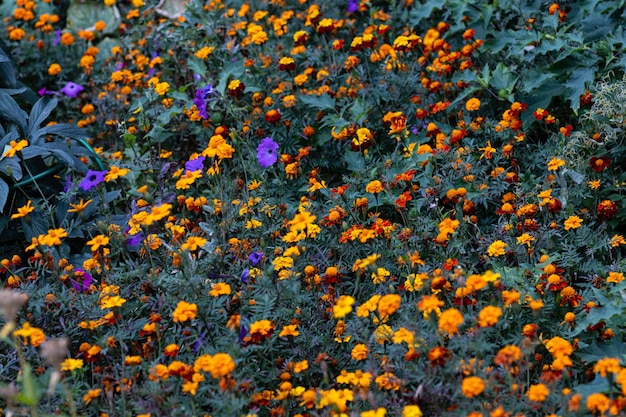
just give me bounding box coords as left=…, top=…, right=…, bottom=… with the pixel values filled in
left=172, top=300, right=197, bottom=323
left=547, top=157, right=565, bottom=171
left=39, top=228, right=68, bottom=246
left=526, top=383, right=549, bottom=402
left=209, top=282, right=231, bottom=297
left=351, top=343, right=369, bottom=361
left=365, top=180, right=384, bottom=194
left=61, top=358, right=84, bottom=372
left=105, top=166, right=130, bottom=182
left=10, top=201, right=34, bottom=220
left=100, top=295, right=126, bottom=309
left=461, top=376, right=485, bottom=398
left=146, top=203, right=172, bottom=224
left=465, top=97, right=480, bottom=111
left=48, top=63, right=62, bottom=75
left=417, top=294, right=444, bottom=319
left=374, top=324, right=393, bottom=344
left=607, top=272, right=625, bottom=283
left=487, top=240, right=507, bottom=256
left=194, top=46, right=215, bottom=59
left=194, top=353, right=235, bottom=379
left=13, top=322, right=46, bottom=347
left=2, top=139, right=29, bottom=157
left=124, top=355, right=142, bottom=366
left=477, top=305, right=502, bottom=327
left=586, top=393, right=610, bottom=415
left=181, top=236, right=207, bottom=251
left=563, top=215, right=583, bottom=230
left=438, top=308, right=464, bottom=335
left=610, top=234, right=626, bottom=247
left=333, top=295, right=355, bottom=319
left=377, top=294, right=401, bottom=317
left=516, top=233, right=534, bottom=246
left=279, top=324, right=299, bottom=337
left=67, top=199, right=92, bottom=214
left=154, top=81, right=169, bottom=95
left=361, top=408, right=387, bottom=417
left=593, top=357, right=621, bottom=377
left=87, top=234, right=110, bottom=251
left=402, top=405, right=423, bottom=417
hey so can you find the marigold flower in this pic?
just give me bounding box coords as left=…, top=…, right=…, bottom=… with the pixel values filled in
left=477, top=305, right=502, bottom=327
left=563, top=215, right=583, bottom=230
left=100, top=295, right=126, bottom=309
left=248, top=319, right=273, bottom=342
left=279, top=324, right=300, bottom=337
left=61, top=358, right=84, bottom=371
left=48, top=63, right=62, bottom=75
left=374, top=294, right=400, bottom=317
left=465, top=97, right=480, bottom=111
left=547, top=157, right=565, bottom=171
left=39, top=228, right=68, bottom=246
left=10, top=201, right=35, bottom=220
left=83, top=388, right=101, bottom=404
left=333, top=295, right=355, bottom=319
left=487, top=240, right=507, bottom=257
left=351, top=343, right=369, bottom=361
left=2, top=139, right=29, bottom=157
left=461, top=376, right=485, bottom=398
left=586, top=393, right=610, bottom=415
left=402, top=405, right=423, bottom=417
left=365, top=180, right=384, bottom=194
left=593, top=357, right=621, bottom=377
left=172, top=301, right=198, bottom=323
left=87, top=234, right=110, bottom=251
left=526, top=383, right=550, bottom=402
left=13, top=322, right=46, bottom=347
left=494, top=345, right=522, bottom=368
left=438, top=308, right=464, bottom=335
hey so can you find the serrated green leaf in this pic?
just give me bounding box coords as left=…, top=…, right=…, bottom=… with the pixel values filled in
left=566, top=66, right=596, bottom=114
left=300, top=94, right=336, bottom=111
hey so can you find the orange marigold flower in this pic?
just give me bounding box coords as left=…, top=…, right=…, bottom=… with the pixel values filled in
left=563, top=215, right=583, bottom=230
left=527, top=383, right=549, bottom=402
left=438, top=308, right=464, bottom=335
left=333, top=295, right=355, bottom=319
left=593, top=357, right=621, bottom=377
left=172, top=301, right=198, bottom=323
left=586, top=393, right=610, bottom=415
left=351, top=343, right=369, bottom=361
left=465, top=97, right=480, bottom=111
left=487, top=240, right=507, bottom=256
left=477, top=305, right=502, bottom=327
left=377, top=294, right=401, bottom=317
left=461, top=376, right=485, bottom=398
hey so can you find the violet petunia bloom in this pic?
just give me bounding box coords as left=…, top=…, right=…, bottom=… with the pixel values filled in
left=193, top=84, right=216, bottom=119
left=185, top=156, right=205, bottom=173
left=348, top=0, right=359, bottom=13
left=256, top=137, right=279, bottom=168
left=79, top=170, right=107, bottom=191
left=248, top=251, right=263, bottom=266
left=71, top=268, right=93, bottom=292
left=60, top=82, right=84, bottom=98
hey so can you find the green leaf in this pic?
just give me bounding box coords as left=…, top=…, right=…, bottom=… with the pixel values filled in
left=577, top=339, right=626, bottom=363
left=299, top=94, right=336, bottom=111
left=216, top=62, right=245, bottom=96
left=0, top=180, right=8, bottom=212
left=67, top=0, right=119, bottom=32
left=28, top=96, right=57, bottom=135
left=0, top=91, right=28, bottom=134
left=565, top=66, right=596, bottom=114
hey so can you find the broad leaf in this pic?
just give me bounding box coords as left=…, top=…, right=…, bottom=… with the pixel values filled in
left=299, top=94, right=336, bottom=111
left=28, top=96, right=57, bottom=135
left=0, top=91, right=28, bottom=134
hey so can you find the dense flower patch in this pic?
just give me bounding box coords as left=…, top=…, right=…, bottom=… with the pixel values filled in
left=1, top=0, right=626, bottom=416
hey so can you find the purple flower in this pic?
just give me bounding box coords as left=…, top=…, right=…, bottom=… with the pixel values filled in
left=79, top=170, right=107, bottom=191
left=193, top=84, right=215, bottom=119
left=240, top=268, right=250, bottom=284
left=125, top=231, right=144, bottom=251
left=52, top=30, right=62, bottom=46
left=71, top=268, right=93, bottom=292
left=60, top=82, right=84, bottom=98
left=256, top=137, right=279, bottom=168
left=185, top=156, right=205, bottom=173
left=248, top=251, right=263, bottom=266
left=348, top=0, right=359, bottom=13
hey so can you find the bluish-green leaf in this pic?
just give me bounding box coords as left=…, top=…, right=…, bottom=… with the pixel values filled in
left=0, top=91, right=28, bottom=134
left=300, top=94, right=336, bottom=111
left=28, top=96, right=58, bottom=135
